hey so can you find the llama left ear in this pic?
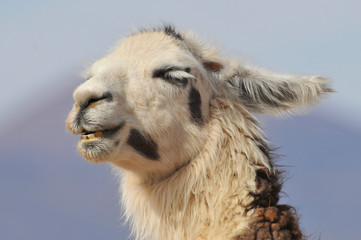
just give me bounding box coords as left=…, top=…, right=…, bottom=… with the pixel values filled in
left=215, top=64, right=333, bottom=114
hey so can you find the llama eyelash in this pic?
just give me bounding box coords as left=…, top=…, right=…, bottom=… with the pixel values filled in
left=154, top=67, right=194, bottom=88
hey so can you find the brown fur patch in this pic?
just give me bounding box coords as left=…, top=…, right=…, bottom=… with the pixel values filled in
left=234, top=205, right=304, bottom=240
left=203, top=61, right=224, bottom=72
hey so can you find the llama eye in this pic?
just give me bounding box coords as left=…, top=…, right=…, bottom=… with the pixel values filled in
left=153, top=67, right=190, bottom=88
left=163, top=74, right=188, bottom=88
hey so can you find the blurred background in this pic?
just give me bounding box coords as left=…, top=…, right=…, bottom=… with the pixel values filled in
left=1, top=0, right=360, bottom=239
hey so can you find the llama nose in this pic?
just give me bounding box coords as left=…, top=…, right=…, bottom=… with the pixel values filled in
left=73, top=87, right=113, bottom=109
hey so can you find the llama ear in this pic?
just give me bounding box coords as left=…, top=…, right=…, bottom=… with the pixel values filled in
left=218, top=65, right=333, bottom=114
left=203, top=61, right=224, bottom=72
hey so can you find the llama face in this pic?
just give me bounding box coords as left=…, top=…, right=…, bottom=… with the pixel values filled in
left=67, top=26, right=331, bottom=179
left=66, top=30, right=213, bottom=178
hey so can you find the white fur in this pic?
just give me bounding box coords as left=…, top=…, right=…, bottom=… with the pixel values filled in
left=117, top=98, right=270, bottom=240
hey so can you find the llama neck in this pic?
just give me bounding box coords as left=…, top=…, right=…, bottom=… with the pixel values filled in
left=119, top=98, right=275, bottom=240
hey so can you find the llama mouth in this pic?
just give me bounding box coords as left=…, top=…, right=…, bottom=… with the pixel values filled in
left=80, top=122, right=125, bottom=141
left=81, top=131, right=104, bottom=140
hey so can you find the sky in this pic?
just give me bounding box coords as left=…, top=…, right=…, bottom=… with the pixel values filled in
left=1, top=0, right=360, bottom=239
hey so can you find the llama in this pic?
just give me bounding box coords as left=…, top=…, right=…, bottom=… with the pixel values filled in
left=66, top=26, right=332, bottom=240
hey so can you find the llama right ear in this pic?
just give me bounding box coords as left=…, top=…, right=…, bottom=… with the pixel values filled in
left=212, top=64, right=333, bottom=114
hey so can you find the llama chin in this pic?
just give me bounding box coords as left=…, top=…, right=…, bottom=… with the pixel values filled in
left=66, top=25, right=332, bottom=240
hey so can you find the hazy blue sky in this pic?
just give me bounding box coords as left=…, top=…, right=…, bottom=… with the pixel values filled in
left=1, top=1, right=360, bottom=239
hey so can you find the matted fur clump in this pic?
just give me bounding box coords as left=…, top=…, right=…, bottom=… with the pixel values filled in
left=66, top=25, right=332, bottom=240
left=235, top=205, right=303, bottom=240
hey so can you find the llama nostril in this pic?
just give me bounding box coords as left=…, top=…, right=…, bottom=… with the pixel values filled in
left=80, top=91, right=113, bottom=109
left=102, top=91, right=113, bottom=101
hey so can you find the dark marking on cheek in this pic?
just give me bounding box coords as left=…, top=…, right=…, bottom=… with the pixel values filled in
left=127, top=129, right=160, bottom=160
left=188, top=87, right=203, bottom=125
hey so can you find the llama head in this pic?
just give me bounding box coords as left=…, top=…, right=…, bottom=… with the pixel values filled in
left=66, top=26, right=332, bottom=180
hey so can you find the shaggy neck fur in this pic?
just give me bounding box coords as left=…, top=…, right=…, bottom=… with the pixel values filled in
left=117, top=98, right=295, bottom=240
